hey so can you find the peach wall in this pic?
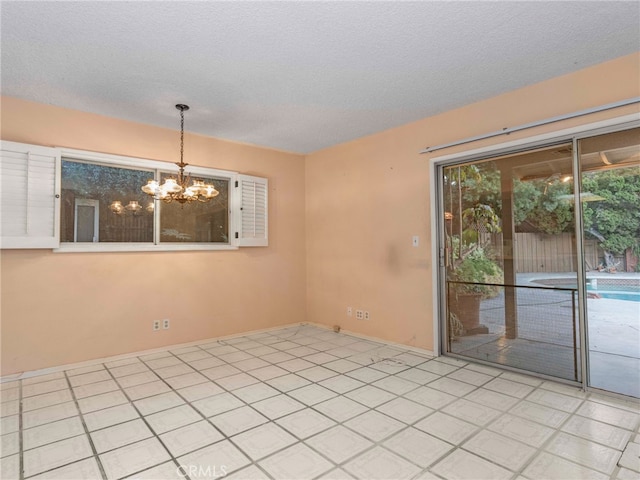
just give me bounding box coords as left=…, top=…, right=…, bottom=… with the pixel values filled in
left=2, top=52, right=639, bottom=375
left=0, top=97, right=306, bottom=375
left=305, top=53, right=640, bottom=352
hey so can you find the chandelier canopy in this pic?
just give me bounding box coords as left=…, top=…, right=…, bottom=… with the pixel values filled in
left=142, top=104, right=219, bottom=204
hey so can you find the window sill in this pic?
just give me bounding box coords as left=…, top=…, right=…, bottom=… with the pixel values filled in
left=53, top=243, right=239, bottom=253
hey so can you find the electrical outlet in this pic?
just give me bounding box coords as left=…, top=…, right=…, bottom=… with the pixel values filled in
left=347, top=307, right=352, bottom=317
left=356, top=310, right=364, bottom=320
left=162, top=319, right=170, bottom=330
left=152, top=320, right=161, bottom=331
left=364, top=311, right=370, bottom=320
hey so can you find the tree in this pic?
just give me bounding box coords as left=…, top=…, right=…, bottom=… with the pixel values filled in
left=445, top=160, right=639, bottom=271
left=582, top=169, right=640, bottom=270
left=513, top=178, right=574, bottom=234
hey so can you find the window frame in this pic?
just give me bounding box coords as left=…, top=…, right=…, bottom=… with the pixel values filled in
left=55, top=148, right=240, bottom=253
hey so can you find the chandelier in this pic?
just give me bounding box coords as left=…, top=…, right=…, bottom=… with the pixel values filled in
left=142, top=104, right=219, bottom=204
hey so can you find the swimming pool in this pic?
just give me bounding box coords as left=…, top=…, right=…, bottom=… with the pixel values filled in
left=532, top=277, right=640, bottom=303
left=587, top=284, right=640, bottom=302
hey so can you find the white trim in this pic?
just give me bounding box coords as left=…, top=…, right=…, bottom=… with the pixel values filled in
left=2, top=140, right=59, bottom=158
left=54, top=243, right=238, bottom=253
left=304, top=322, right=435, bottom=358
left=429, top=168, right=441, bottom=358
left=428, top=113, right=640, bottom=362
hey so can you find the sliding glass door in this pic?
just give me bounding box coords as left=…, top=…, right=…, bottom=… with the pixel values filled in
left=439, top=125, right=640, bottom=396
left=579, top=128, right=640, bottom=397
left=442, top=144, right=581, bottom=381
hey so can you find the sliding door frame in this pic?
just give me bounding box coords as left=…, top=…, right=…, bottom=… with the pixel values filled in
left=429, top=113, right=640, bottom=392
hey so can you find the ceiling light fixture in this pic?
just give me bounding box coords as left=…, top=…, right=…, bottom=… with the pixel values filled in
left=142, top=104, right=219, bottom=204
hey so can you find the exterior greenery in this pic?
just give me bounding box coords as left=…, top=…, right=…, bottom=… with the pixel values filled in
left=445, top=161, right=640, bottom=272
left=582, top=169, right=640, bottom=256
left=450, top=247, right=503, bottom=298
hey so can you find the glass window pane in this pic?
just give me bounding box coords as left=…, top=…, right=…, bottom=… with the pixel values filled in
left=61, top=160, right=154, bottom=243
left=580, top=127, right=640, bottom=397
left=159, top=173, right=229, bottom=243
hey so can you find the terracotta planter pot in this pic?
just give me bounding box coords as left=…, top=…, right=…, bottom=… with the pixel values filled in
left=450, top=293, right=482, bottom=331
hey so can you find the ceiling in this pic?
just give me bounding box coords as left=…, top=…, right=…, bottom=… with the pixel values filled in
left=1, top=1, right=639, bottom=154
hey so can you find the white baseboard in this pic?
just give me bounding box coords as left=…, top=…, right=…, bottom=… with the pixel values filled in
left=303, top=322, right=435, bottom=358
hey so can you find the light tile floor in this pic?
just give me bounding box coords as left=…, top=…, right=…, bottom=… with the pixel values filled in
left=1, top=325, right=639, bottom=480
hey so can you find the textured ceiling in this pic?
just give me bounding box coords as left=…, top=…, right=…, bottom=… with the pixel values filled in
left=1, top=1, right=639, bottom=154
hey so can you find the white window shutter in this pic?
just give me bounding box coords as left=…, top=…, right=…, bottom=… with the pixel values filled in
left=1, top=141, right=60, bottom=249
left=235, top=174, right=268, bottom=247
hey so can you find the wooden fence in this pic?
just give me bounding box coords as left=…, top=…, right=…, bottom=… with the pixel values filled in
left=482, top=233, right=600, bottom=273
left=514, top=233, right=600, bottom=273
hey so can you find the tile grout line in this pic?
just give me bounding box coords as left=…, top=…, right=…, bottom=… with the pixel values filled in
left=310, top=352, right=582, bottom=474
left=460, top=380, right=586, bottom=479
left=187, top=329, right=376, bottom=477
left=7, top=326, right=637, bottom=480
left=295, top=341, right=476, bottom=478
left=190, top=331, right=452, bottom=478
left=235, top=342, right=435, bottom=477
left=377, top=362, right=514, bottom=477
left=447, top=371, right=622, bottom=477
left=132, top=347, right=300, bottom=480
left=516, top=391, right=586, bottom=477
left=39, top=370, right=109, bottom=480
left=226, top=329, right=365, bottom=478
left=438, top=373, right=637, bottom=478
left=171, top=335, right=344, bottom=480
left=336, top=357, right=605, bottom=477
left=174, top=330, right=347, bottom=476
left=103, top=356, right=196, bottom=480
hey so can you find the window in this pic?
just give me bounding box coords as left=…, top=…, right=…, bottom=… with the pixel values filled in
left=159, top=173, right=229, bottom=243
left=61, top=160, right=154, bottom=243
left=60, top=160, right=231, bottom=246
left=1, top=141, right=268, bottom=251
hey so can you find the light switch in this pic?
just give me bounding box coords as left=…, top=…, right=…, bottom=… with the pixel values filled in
left=412, top=235, right=419, bottom=247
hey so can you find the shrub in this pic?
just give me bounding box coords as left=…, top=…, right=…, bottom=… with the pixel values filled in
left=451, top=247, right=503, bottom=298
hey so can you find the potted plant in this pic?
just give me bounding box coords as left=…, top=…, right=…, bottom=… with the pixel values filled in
left=447, top=204, right=503, bottom=334
left=449, top=246, right=503, bottom=332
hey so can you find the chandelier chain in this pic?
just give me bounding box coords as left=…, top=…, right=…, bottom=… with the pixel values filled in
left=180, top=107, right=185, bottom=166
